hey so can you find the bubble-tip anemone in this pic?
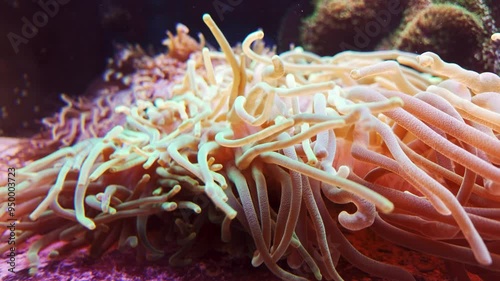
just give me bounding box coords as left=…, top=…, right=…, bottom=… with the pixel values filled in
left=1, top=13, right=500, bottom=281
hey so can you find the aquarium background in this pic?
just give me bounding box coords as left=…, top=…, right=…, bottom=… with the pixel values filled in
left=0, top=0, right=311, bottom=138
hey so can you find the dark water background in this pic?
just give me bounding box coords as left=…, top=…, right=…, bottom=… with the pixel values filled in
left=0, top=0, right=311, bottom=137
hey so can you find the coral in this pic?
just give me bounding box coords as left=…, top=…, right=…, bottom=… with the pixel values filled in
left=2, top=13, right=500, bottom=281
left=300, top=0, right=404, bottom=55
left=163, top=23, right=205, bottom=62
left=297, top=0, right=499, bottom=74
left=394, top=4, right=488, bottom=72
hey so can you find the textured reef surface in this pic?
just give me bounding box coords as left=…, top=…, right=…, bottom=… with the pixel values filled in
left=297, top=0, right=500, bottom=74
left=1, top=7, right=500, bottom=281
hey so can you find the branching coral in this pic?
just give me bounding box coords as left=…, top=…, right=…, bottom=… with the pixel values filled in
left=2, top=13, right=500, bottom=281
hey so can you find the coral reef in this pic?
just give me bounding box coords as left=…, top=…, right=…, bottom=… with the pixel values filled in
left=300, top=0, right=404, bottom=55
left=297, top=0, right=499, bottom=74
left=2, top=13, right=500, bottom=281
left=392, top=4, right=487, bottom=70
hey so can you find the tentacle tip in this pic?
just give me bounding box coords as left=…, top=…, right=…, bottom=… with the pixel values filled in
left=29, top=267, right=39, bottom=276
left=484, top=179, right=500, bottom=196
left=491, top=33, right=500, bottom=42
left=251, top=252, right=262, bottom=267
left=78, top=217, right=96, bottom=230
left=162, top=202, right=178, bottom=211
left=314, top=149, right=328, bottom=159
left=48, top=250, right=59, bottom=258
left=380, top=202, right=394, bottom=214
left=313, top=271, right=322, bottom=281
left=28, top=213, right=39, bottom=221
left=202, top=14, right=212, bottom=22
left=350, top=69, right=361, bottom=80
left=478, top=253, right=493, bottom=266
left=416, top=54, right=434, bottom=67
left=227, top=209, right=237, bottom=220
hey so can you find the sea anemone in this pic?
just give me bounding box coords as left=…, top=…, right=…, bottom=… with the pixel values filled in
left=1, top=14, right=500, bottom=281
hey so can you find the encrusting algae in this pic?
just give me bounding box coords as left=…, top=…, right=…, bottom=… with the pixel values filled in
left=1, top=13, right=500, bottom=281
